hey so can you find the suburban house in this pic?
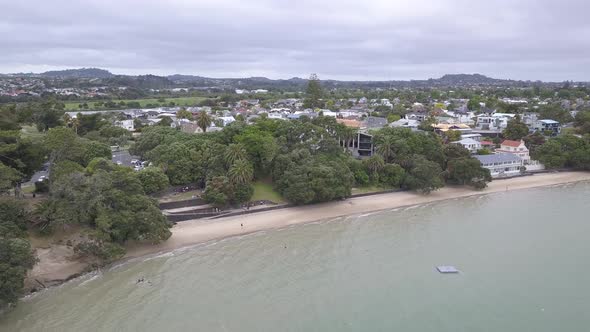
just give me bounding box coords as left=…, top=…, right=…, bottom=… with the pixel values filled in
left=337, top=119, right=374, bottom=158
left=451, top=138, right=481, bottom=153
left=474, top=153, right=523, bottom=178
left=475, top=113, right=516, bottom=131
left=432, top=123, right=472, bottom=134
left=363, top=116, right=388, bottom=129
left=496, top=140, right=530, bottom=162
left=115, top=119, right=134, bottom=131
left=495, top=139, right=545, bottom=171
left=534, top=119, right=561, bottom=135
left=390, top=119, right=420, bottom=130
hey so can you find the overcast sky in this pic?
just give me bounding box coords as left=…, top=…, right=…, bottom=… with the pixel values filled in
left=1, top=0, right=589, bottom=81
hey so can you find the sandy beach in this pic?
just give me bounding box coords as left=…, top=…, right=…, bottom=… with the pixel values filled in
left=125, top=171, right=590, bottom=259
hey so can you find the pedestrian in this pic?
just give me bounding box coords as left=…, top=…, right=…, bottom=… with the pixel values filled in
left=241, top=223, right=243, bottom=228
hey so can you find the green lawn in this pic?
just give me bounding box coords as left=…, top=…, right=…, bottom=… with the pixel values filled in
left=64, top=97, right=210, bottom=110
left=351, top=185, right=391, bottom=195
left=251, top=182, right=284, bottom=203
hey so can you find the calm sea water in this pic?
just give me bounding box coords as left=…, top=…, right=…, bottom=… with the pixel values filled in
left=2, top=182, right=590, bottom=332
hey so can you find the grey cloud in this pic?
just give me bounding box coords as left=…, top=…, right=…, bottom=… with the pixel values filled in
left=1, top=0, right=589, bottom=81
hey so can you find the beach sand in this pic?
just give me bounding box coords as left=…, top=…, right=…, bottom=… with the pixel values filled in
left=126, top=171, right=590, bottom=259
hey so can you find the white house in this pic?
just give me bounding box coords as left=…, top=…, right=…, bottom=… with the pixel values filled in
left=474, top=153, right=523, bottom=178
left=451, top=138, right=482, bottom=153
left=475, top=113, right=516, bottom=131
left=217, top=116, right=236, bottom=127
left=115, top=119, right=134, bottom=131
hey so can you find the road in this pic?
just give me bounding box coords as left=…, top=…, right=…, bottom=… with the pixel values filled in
left=112, top=150, right=140, bottom=167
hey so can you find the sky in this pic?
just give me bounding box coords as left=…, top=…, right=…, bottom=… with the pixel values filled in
left=1, top=0, right=589, bottom=81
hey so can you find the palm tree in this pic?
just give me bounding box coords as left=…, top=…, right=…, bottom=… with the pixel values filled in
left=364, top=155, right=385, bottom=174
left=71, top=117, right=80, bottom=134
left=228, top=159, right=254, bottom=185
left=375, top=136, right=395, bottom=162
left=225, top=143, right=247, bottom=166
left=196, top=111, right=212, bottom=133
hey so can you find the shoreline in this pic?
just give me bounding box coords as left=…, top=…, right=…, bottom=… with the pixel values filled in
left=24, top=171, right=590, bottom=294
left=125, top=171, right=590, bottom=259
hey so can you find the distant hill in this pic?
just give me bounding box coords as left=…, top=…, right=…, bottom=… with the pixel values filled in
left=3, top=68, right=576, bottom=90
left=41, top=68, right=114, bottom=79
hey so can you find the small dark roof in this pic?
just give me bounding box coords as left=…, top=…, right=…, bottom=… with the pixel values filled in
left=364, top=116, right=388, bottom=129
left=474, top=153, right=522, bottom=165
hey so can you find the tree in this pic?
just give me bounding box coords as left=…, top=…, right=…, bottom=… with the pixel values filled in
left=196, top=111, right=212, bottom=132
left=303, top=74, right=323, bottom=109
left=363, top=155, right=385, bottom=174
left=81, top=140, right=112, bottom=166
left=444, top=130, right=462, bottom=142
left=137, top=167, right=170, bottom=194
left=375, top=136, right=395, bottom=163
left=0, top=196, right=36, bottom=310
left=0, top=198, right=28, bottom=238
left=503, top=116, right=529, bottom=140
left=404, top=155, right=445, bottom=193
left=203, top=176, right=231, bottom=207
left=158, top=116, right=173, bottom=127
left=176, top=108, right=193, bottom=120
left=523, top=132, right=546, bottom=155
left=228, top=159, right=254, bottom=185
left=0, top=163, right=22, bottom=194
left=0, top=238, right=36, bottom=309
left=235, top=129, right=278, bottom=176
left=574, top=110, right=590, bottom=134
left=224, top=143, right=248, bottom=166
left=446, top=158, right=492, bottom=189
left=380, top=164, right=405, bottom=187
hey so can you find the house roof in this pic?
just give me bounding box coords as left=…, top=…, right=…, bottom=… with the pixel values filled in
left=452, top=138, right=481, bottom=145
left=480, top=140, right=494, bottom=145
left=539, top=119, right=559, bottom=124
left=501, top=140, right=522, bottom=147
left=474, top=153, right=522, bottom=165
left=337, top=119, right=361, bottom=128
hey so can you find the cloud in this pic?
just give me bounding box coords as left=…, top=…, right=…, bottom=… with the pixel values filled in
left=1, top=0, right=589, bottom=81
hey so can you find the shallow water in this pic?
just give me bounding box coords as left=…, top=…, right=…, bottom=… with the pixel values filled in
left=2, top=182, right=590, bottom=331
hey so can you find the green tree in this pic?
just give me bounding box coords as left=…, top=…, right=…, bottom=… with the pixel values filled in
left=0, top=198, right=28, bottom=238
left=137, top=167, right=170, bottom=194
left=176, top=108, right=193, bottom=120
left=196, top=111, right=212, bottom=132
left=0, top=238, right=37, bottom=309
left=380, top=163, right=406, bottom=187
left=303, top=74, right=323, bottom=109
left=228, top=159, right=254, bottom=185
left=224, top=143, right=248, bottom=166
left=444, top=130, right=462, bottom=142
left=446, top=158, right=492, bottom=189
left=404, top=155, right=445, bottom=193
left=503, top=116, right=529, bottom=140
left=363, top=155, right=385, bottom=174
left=158, top=116, right=173, bottom=127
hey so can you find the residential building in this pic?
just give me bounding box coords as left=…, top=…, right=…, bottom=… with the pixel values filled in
left=451, top=138, right=481, bottom=153
left=534, top=119, right=561, bottom=135
left=496, top=140, right=530, bottom=163
left=115, top=119, right=134, bottom=131
left=390, top=119, right=420, bottom=130
left=363, top=116, right=388, bottom=129
left=474, top=153, right=523, bottom=178
left=475, top=113, right=516, bottom=131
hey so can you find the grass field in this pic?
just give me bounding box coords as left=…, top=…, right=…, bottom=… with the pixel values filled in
left=64, top=96, right=209, bottom=110
left=351, top=185, right=391, bottom=195
left=251, top=181, right=284, bottom=203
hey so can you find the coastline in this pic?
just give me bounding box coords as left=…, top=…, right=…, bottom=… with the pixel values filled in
left=125, top=171, right=590, bottom=258
left=25, top=171, right=590, bottom=292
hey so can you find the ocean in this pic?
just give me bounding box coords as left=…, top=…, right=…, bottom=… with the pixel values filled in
left=1, top=182, right=590, bottom=331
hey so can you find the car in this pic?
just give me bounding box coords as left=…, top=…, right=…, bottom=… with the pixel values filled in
left=116, top=161, right=122, bottom=165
